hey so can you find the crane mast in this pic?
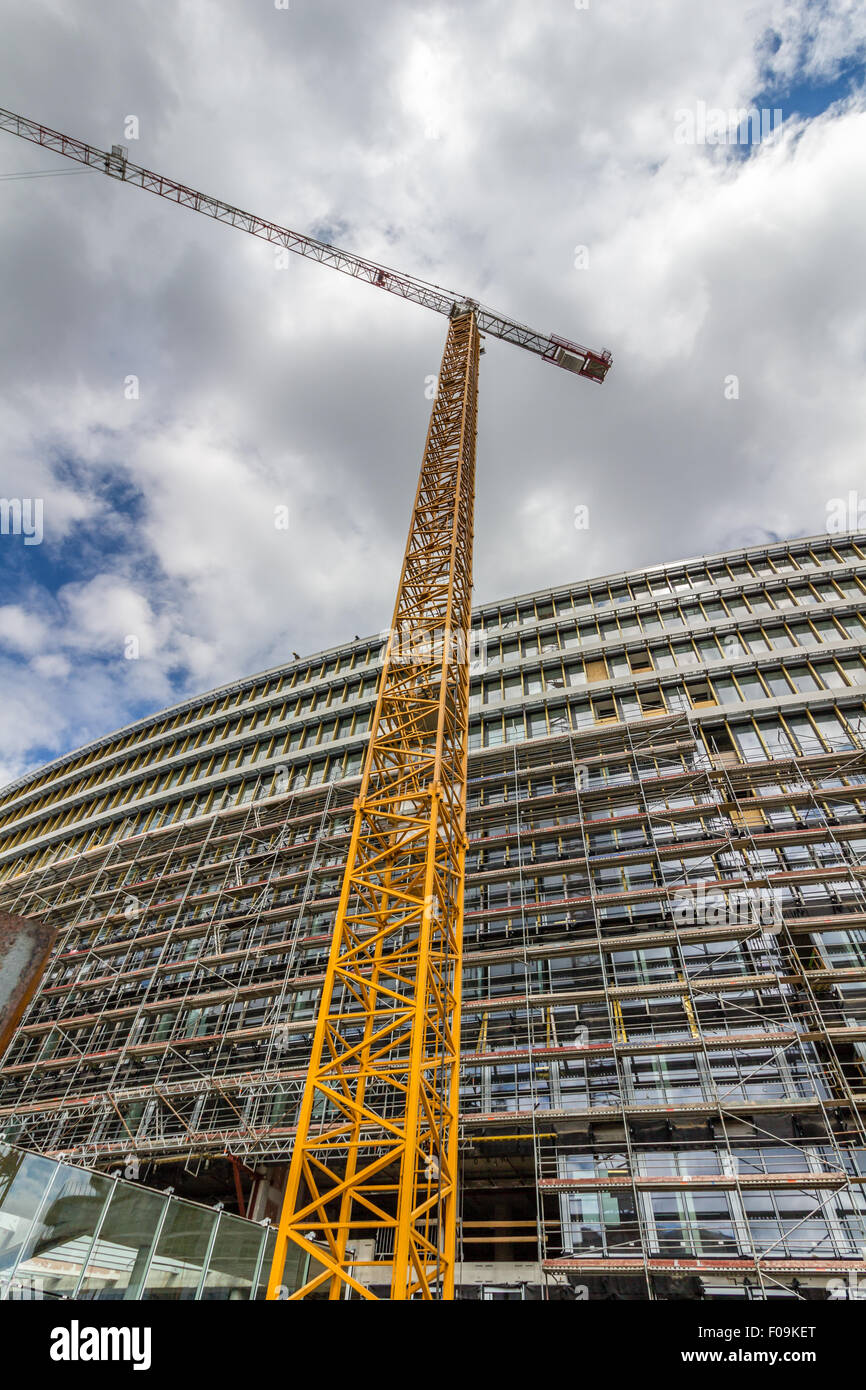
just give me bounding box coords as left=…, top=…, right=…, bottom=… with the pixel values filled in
left=269, top=309, right=478, bottom=1299
left=0, top=107, right=611, bottom=1300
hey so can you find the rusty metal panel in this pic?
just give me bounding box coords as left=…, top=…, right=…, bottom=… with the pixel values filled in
left=0, top=910, right=55, bottom=1058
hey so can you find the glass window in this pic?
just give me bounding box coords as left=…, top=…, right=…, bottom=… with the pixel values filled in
left=813, top=711, right=855, bottom=750
left=813, top=662, right=845, bottom=689
left=0, top=1148, right=61, bottom=1280
left=200, top=1214, right=266, bottom=1301
left=756, top=719, right=796, bottom=756
left=570, top=701, right=593, bottom=730
left=253, top=1228, right=278, bottom=1299
left=12, top=1162, right=114, bottom=1298
left=619, top=693, right=642, bottom=721
left=77, top=1184, right=168, bottom=1300
left=505, top=714, right=526, bottom=743
left=736, top=673, right=765, bottom=702
left=711, top=677, right=740, bottom=705
left=726, top=596, right=751, bottom=615
left=787, top=666, right=819, bottom=693
left=730, top=723, right=764, bottom=760
left=763, top=670, right=792, bottom=697
left=141, top=1200, right=218, bottom=1301
left=746, top=591, right=770, bottom=611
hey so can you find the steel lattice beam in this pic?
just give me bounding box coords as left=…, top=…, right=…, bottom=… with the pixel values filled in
left=266, top=310, right=478, bottom=1300
left=0, top=106, right=611, bottom=382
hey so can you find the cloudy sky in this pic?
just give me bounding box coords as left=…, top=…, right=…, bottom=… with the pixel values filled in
left=0, top=0, right=864, bottom=787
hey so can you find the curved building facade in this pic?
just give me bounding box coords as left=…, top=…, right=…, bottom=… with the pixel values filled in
left=1, top=531, right=866, bottom=1299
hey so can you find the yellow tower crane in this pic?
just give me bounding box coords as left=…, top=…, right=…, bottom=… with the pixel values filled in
left=0, top=107, right=612, bottom=1300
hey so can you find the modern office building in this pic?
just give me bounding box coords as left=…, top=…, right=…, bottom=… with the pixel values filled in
left=0, top=530, right=865, bottom=1299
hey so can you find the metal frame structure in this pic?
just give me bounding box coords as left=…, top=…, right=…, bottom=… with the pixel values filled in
left=267, top=310, right=478, bottom=1299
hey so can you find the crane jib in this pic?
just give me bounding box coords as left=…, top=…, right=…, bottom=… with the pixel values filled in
left=0, top=106, right=612, bottom=384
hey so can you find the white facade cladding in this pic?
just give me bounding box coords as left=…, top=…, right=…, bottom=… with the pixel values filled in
left=1, top=531, right=865, bottom=1299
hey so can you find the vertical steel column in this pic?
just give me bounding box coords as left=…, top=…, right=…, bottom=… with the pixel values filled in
left=267, top=310, right=479, bottom=1300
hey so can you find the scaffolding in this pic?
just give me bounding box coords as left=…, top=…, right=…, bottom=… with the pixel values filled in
left=1, top=709, right=866, bottom=1296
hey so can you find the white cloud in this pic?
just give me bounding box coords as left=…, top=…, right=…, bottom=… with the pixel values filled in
left=0, top=0, right=864, bottom=783
left=30, top=652, right=71, bottom=679
left=0, top=605, right=48, bottom=654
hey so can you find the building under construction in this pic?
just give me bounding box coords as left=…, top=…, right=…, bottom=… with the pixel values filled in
left=1, top=530, right=865, bottom=1299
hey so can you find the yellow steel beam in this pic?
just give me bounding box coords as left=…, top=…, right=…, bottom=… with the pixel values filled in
left=267, top=309, right=479, bottom=1300
left=677, top=972, right=701, bottom=1040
